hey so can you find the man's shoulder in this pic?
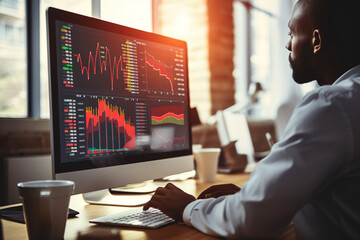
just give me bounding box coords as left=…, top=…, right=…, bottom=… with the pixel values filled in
left=302, top=77, right=360, bottom=104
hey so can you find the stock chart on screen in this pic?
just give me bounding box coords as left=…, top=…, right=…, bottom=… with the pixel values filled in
left=55, top=22, right=189, bottom=163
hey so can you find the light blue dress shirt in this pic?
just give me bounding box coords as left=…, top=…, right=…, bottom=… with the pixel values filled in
left=183, top=65, right=360, bottom=239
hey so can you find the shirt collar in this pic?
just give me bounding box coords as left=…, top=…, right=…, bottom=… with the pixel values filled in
left=333, top=64, right=360, bottom=85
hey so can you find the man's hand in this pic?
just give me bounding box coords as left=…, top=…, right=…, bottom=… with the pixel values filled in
left=197, top=184, right=240, bottom=199
left=143, top=183, right=196, bottom=222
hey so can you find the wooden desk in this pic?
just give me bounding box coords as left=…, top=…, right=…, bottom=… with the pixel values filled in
left=1, top=173, right=295, bottom=239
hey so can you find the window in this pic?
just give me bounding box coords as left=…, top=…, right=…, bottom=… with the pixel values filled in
left=40, top=0, right=92, bottom=118
left=0, top=0, right=27, bottom=117
left=39, top=0, right=152, bottom=118
left=234, top=0, right=281, bottom=118
left=250, top=4, right=276, bottom=90
left=101, top=0, right=152, bottom=32
left=249, top=1, right=278, bottom=117
left=0, top=0, right=152, bottom=118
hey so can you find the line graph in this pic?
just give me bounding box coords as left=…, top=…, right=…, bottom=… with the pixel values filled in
left=86, top=98, right=136, bottom=154
left=152, top=130, right=185, bottom=146
left=74, top=43, right=124, bottom=91
left=145, top=51, right=174, bottom=93
left=73, top=40, right=139, bottom=93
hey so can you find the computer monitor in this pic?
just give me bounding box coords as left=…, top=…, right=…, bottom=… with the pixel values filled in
left=46, top=7, right=194, bottom=206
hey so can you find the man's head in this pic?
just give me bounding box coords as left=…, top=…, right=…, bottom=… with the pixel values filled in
left=286, top=0, right=360, bottom=85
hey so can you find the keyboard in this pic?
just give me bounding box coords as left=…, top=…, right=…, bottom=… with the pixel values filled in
left=89, top=208, right=175, bottom=229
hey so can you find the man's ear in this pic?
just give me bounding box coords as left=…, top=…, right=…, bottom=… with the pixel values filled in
left=312, top=29, right=321, bottom=54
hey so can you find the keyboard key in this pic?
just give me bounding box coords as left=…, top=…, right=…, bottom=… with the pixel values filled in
left=90, top=208, right=175, bottom=229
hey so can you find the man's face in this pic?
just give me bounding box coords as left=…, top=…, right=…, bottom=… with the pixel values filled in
left=286, top=3, right=317, bottom=84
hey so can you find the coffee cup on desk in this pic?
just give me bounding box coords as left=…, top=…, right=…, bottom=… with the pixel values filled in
left=193, top=148, right=221, bottom=183
left=18, top=180, right=74, bottom=240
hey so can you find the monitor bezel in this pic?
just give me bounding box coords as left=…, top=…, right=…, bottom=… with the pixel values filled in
left=47, top=7, right=193, bottom=176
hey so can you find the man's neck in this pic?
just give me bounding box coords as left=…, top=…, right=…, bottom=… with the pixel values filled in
left=319, top=59, right=360, bottom=86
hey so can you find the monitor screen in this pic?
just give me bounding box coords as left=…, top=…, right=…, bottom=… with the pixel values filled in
left=47, top=7, right=193, bottom=202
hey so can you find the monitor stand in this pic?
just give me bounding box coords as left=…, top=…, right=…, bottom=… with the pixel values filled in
left=82, top=181, right=159, bottom=207
left=82, top=170, right=195, bottom=206
left=110, top=181, right=158, bottom=194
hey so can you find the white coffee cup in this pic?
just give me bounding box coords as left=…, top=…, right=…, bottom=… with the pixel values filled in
left=18, top=180, right=75, bottom=240
left=193, top=148, right=221, bottom=183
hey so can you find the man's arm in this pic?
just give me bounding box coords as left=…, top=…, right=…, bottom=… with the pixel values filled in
left=181, top=92, right=351, bottom=238
left=197, top=184, right=241, bottom=199
left=143, top=183, right=240, bottom=222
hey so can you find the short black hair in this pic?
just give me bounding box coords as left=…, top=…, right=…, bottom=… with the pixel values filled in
left=298, top=0, right=360, bottom=63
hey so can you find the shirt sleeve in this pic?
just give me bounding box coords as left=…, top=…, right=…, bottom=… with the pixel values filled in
left=182, top=90, right=353, bottom=239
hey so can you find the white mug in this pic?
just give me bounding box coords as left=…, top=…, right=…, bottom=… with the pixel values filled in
left=193, top=148, right=221, bottom=183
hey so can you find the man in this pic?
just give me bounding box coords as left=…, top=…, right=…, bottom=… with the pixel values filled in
left=144, top=0, right=360, bottom=238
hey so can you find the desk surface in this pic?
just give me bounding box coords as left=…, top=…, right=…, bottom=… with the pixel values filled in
left=1, top=173, right=295, bottom=240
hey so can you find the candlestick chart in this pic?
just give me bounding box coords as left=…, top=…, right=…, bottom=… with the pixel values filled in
left=86, top=98, right=136, bottom=155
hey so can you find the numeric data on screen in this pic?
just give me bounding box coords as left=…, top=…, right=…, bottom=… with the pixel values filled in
left=56, top=22, right=189, bottom=162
